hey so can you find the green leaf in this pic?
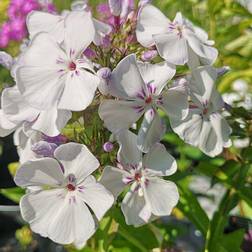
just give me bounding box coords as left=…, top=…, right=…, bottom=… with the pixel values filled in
left=221, top=229, right=245, bottom=252
left=177, top=183, right=209, bottom=236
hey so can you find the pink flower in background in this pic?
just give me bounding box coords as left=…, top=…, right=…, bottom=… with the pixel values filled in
left=0, top=0, right=56, bottom=48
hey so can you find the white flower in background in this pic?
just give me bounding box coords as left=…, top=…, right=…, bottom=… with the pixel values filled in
left=100, top=130, right=179, bottom=227
left=15, top=143, right=114, bottom=248
left=16, top=11, right=101, bottom=112
left=71, top=0, right=89, bottom=11
left=238, top=0, right=252, bottom=13
left=99, top=54, right=188, bottom=152
left=170, top=66, right=232, bottom=157
left=27, top=9, right=112, bottom=46
left=0, top=86, right=71, bottom=137
left=109, top=0, right=134, bottom=20
left=136, top=4, right=218, bottom=65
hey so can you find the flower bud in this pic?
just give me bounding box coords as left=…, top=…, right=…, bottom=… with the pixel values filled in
left=141, top=50, right=157, bottom=61
left=41, top=134, right=68, bottom=145
left=216, top=66, right=230, bottom=77
left=103, top=142, right=114, bottom=152
left=97, top=67, right=111, bottom=80
left=109, top=0, right=122, bottom=16
left=32, top=141, right=58, bottom=157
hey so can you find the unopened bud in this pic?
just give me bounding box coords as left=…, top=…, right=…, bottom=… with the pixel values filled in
left=103, top=142, right=114, bottom=152
left=109, top=0, right=122, bottom=16
left=32, top=141, right=57, bottom=157
left=97, top=67, right=112, bottom=80
left=216, top=66, right=231, bottom=77
left=141, top=50, right=158, bottom=61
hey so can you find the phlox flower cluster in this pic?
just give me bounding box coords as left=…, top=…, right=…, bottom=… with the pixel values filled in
left=0, top=0, right=232, bottom=248
left=0, top=0, right=56, bottom=48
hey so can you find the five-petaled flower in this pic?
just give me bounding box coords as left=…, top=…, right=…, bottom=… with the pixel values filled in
left=100, top=130, right=179, bottom=226
left=170, top=66, right=232, bottom=157
left=16, top=11, right=101, bottom=112
left=14, top=143, right=114, bottom=248
left=99, top=54, right=188, bottom=152
left=136, top=4, right=218, bottom=65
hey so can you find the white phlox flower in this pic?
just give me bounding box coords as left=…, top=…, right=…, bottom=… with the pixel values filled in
left=100, top=130, right=179, bottom=227
left=136, top=4, right=218, bottom=65
left=170, top=66, right=232, bottom=157
left=16, top=11, right=101, bottom=112
left=99, top=54, right=188, bottom=152
left=14, top=142, right=114, bottom=248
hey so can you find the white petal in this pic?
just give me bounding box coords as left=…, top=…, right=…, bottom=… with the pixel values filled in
left=170, top=109, right=202, bottom=147
left=210, top=113, right=232, bottom=149
left=154, top=33, right=188, bottom=65
left=137, top=109, right=166, bottom=153
left=109, top=54, right=146, bottom=98
left=136, top=4, right=170, bottom=47
left=32, top=108, right=72, bottom=136
left=99, top=166, right=128, bottom=198
left=198, top=119, right=219, bottom=157
left=117, top=130, right=142, bottom=166
left=58, top=70, right=99, bottom=111
left=185, top=29, right=218, bottom=65
left=173, top=12, right=184, bottom=25
left=18, top=32, right=66, bottom=67
left=144, top=178, right=179, bottom=216
left=159, top=86, right=189, bottom=120
left=0, top=110, right=17, bottom=137
left=190, top=66, right=218, bottom=107
left=27, top=11, right=65, bottom=43
left=2, top=86, right=39, bottom=123
left=14, top=158, right=65, bottom=187
left=99, top=100, right=144, bottom=133
left=20, top=188, right=66, bottom=237
left=54, top=143, right=100, bottom=182
left=16, top=32, right=66, bottom=110
left=76, top=176, right=114, bottom=220
left=121, top=190, right=152, bottom=227
left=48, top=195, right=96, bottom=246
left=64, top=11, right=95, bottom=58
left=93, top=18, right=112, bottom=46
left=16, top=66, right=65, bottom=110
left=137, top=61, right=176, bottom=95
left=143, top=143, right=177, bottom=176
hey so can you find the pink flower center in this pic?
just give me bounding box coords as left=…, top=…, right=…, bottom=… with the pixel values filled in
left=203, top=108, right=208, bottom=115
left=145, top=96, right=152, bottom=104
left=134, top=172, right=142, bottom=182
left=67, top=184, right=76, bottom=191
left=68, top=61, right=76, bottom=71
